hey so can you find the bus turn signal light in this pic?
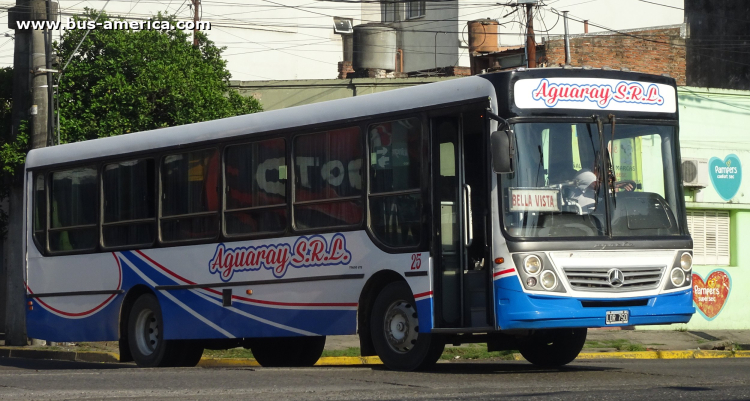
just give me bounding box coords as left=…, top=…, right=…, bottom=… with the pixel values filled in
left=494, top=257, right=504, bottom=265
left=246, top=289, right=253, bottom=295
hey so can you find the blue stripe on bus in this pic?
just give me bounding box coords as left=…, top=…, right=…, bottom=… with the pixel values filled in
left=121, top=250, right=356, bottom=339
left=28, top=250, right=356, bottom=342
left=26, top=295, right=123, bottom=342
left=415, top=297, right=433, bottom=333
left=493, top=276, right=695, bottom=330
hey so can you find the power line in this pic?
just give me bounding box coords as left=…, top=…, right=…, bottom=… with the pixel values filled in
left=636, top=0, right=682, bottom=11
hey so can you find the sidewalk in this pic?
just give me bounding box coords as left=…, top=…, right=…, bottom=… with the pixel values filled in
left=1, top=330, right=749, bottom=366
left=585, top=329, right=750, bottom=351
left=326, top=329, right=750, bottom=352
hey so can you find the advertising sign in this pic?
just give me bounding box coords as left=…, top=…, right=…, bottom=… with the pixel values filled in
left=692, top=269, right=731, bottom=321
left=709, top=154, right=742, bottom=201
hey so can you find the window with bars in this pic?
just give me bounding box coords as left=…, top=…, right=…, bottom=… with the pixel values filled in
left=407, top=1, right=425, bottom=19
left=686, top=210, right=730, bottom=265
left=381, top=1, right=400, bottom=22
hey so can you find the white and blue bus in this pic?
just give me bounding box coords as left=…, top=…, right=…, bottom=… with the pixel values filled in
left=24, top=68, right=695, bottom=370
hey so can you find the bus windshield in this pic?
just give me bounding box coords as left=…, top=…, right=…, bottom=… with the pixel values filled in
left=501, top=121, right=682, bottom=238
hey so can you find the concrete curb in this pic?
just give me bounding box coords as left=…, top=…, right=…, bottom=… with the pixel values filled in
left=571, top=350, right=750, bottom=360
left=197, top=356, right=383, bottom=367
left=0, top=347, right=120, bottom=363
left=0, top=347, right=748, bottom=366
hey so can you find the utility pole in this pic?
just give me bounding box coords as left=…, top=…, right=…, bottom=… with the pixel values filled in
left=192, top=0, right=200, bottom=46
left=563, top=11, right=571, bottom=65
left=525, top=2, right=536, bottom=68
left=6, top=0, right=56, bottom=345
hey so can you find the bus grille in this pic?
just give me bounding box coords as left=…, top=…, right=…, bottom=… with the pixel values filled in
left=562, top=266, right=665, bottom=292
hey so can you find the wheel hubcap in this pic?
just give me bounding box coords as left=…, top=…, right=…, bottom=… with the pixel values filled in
left=383, top=300, right=419, bottom=354
left=134, top=308, right=159, bottom=356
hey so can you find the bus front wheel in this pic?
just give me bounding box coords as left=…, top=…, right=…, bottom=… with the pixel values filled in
left=370, top=281, right=444, bottom=371
left=250, top=336, right=326, bottom=367
left=518, top=328, right=587, bottom=368
left=127, top=293, right=203, bottom=367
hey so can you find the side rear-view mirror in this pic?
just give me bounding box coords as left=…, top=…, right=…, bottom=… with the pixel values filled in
left=491, top=129, right=515, bottom=174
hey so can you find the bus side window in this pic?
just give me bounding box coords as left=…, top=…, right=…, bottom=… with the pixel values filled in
left=160, top=149, right=220, bottom=242
left=293, top=127, right=363, bottom=229
left=49, top=167, right=98, bottom=252
left=368, top=117, right=422, bottom=248
left=33, top=173, right=46, bottom=252
left=224, top=138, right=287, bottom=236
left=102, top=159, right=156, bottom=248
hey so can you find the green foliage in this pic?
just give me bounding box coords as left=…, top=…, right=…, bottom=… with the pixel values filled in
left=203, top=347, right=254, bottom=358
left=0, top=13, right=261, bottom=237
left=1, top=122, right=28, bottom=174
left=56, top=9, right=261, bottom=143
left=440, top=344, right=517, bottom=361
left=0, top=67, right=25, bottom=236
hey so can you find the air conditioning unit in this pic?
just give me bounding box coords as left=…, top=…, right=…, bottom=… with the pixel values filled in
left=682, top=158, right=708, bottom=188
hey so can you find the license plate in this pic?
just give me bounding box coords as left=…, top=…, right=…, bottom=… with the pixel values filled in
left=606, top=310, right=629, bottom=325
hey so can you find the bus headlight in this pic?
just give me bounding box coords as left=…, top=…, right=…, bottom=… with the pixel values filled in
left=680, top=253, right=692, bottom=271
left=540, top=270, right=557, bottom=290
left=670, top=268, right=685, bottom=287
left=523, top=255, right=542, bottom=275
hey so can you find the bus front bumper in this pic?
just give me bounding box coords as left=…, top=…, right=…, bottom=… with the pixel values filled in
left=496, top=287, right=695, bottom=330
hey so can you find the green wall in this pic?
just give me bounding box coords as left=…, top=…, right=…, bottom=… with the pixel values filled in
left=662, top=210, right=748, bottom=330
left=643, top=87, right=750, bottom=330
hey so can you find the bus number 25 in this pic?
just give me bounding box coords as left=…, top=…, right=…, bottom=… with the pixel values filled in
left=410, top=254, right=422, bottom=270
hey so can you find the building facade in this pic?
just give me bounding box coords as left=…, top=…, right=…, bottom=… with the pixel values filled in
left=665, top=87, right=750, bottom=329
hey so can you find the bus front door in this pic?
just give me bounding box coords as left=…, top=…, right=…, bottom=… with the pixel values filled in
left=432, top=112, right=492, bottom=329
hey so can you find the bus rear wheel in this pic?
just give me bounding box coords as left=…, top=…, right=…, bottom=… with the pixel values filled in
left=370, top=281, right=444, bottom=371
left=250, top=336, right=326, bottom=367
left=518, top=328, right=587, bottom=368
left=127, top=293, right=203, bottom=367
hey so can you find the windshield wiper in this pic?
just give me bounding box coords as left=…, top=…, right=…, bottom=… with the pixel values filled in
left=593, top=115, right=614, bottom=238
left=607, top=114, right=617, bottom=209
left=585, top=122, right=602, bottom=213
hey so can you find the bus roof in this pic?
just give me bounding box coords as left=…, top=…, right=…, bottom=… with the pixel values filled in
left=25, top=75, right=497, bottom=169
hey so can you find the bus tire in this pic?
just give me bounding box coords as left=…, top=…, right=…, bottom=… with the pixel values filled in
left=127, top=293, right=182, bottom=367
left=370, top=281, right=445, bottom=371
left=518, top=328, right=587, bottom=368
left=250, top=336, right=326, bottom=367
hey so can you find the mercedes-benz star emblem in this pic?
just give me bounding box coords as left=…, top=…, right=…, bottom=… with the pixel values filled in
left=607, top=268, right=625, bottom=287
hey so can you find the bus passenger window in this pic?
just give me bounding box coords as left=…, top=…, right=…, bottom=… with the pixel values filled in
left=368, top=117, right=422, bottom=247
left=33, top=174, right=46, bottom=251
left=49, top=167, right=98, bottom=252
left=102, top=159, right=155, bottom=248
left=224, top=138, right=287, bottom=236
left=293, top=127, right=362, bottom=229
left=161, top=149, right=220, bottom=242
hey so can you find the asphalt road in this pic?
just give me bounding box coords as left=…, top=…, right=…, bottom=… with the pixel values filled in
left=0, top=357, right=748, bottom=400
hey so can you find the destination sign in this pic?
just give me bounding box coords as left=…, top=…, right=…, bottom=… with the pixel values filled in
left=514, top=78, right=677, bottom=113
left=509, top=188, right=561, bottom=212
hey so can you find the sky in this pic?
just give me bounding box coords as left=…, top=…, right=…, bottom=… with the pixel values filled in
left=0, top=0, right=685, bottom=80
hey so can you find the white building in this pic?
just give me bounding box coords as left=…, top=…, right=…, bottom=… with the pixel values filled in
left=0, top=0, right=683, bottom=80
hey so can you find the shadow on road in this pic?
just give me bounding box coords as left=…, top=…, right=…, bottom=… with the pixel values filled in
left=0, top=357, right=136, bottom=371
left=370, top=361, right=619, bottom=375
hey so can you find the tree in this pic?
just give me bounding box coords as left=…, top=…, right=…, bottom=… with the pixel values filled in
left=0, top=67, right=28, bottom=235
left=56, top=10, right=261, bottom=143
